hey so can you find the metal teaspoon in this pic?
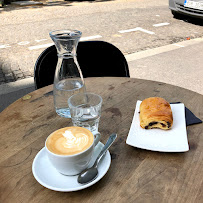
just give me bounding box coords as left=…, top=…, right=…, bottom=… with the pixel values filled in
left=77, top=133, right=117, bottom=184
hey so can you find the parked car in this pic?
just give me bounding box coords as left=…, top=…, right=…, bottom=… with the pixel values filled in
left=169, top=0, right=203, bottom=19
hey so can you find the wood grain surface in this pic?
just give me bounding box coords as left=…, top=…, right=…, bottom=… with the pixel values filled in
left=0, top=77, right=202, bottom=203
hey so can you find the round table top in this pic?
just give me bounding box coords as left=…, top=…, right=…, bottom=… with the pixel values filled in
left=0, top=77, right=202, bottom=202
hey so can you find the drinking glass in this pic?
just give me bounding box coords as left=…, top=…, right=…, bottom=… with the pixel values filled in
left=68, top=93, right=102, bottom=133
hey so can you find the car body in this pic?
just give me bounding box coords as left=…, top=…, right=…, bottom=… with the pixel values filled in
left=169, top=0, right=203, bottom=19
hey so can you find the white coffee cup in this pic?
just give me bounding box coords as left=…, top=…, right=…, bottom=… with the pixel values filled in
left=45, top=127, right=100, bottom=176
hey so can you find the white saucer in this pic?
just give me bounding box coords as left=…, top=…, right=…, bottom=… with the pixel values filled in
left=32, top=142, right=111, bottom=192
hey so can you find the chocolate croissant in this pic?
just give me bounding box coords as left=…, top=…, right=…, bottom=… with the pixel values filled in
left=139, top=97, right=173, bottom=130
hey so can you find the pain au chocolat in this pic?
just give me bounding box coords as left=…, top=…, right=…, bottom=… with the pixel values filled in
left=139, top=97, right=173, bottom=130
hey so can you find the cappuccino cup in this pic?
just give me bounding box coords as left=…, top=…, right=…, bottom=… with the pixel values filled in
left=45, top=126, right=100, bottom=175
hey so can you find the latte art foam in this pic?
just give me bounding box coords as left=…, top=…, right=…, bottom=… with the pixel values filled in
left=46, top=127, right=94, bottom=155
left=62, top=130, right=89, bottom=150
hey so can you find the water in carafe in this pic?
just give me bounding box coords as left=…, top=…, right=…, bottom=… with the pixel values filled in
left=54, top=79, right=85, bottom=117
left=50, top=30, right=86, bottom=118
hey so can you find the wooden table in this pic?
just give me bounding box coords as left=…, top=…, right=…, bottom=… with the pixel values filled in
left=0, top=77, right=202, bottom=203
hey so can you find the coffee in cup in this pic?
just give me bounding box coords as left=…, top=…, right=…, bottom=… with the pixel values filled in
left=45, top=126, right=100, bottom=175
left=46, top=126, right=94, bottom=156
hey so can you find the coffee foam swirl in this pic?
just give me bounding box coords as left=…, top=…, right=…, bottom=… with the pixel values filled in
left=46, top=127, right=94, bottom=155
left=62, top=130, right=89, bottom=150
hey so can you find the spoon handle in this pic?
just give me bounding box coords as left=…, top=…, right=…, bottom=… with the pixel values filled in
left=93, top=133, right=117, bottom=167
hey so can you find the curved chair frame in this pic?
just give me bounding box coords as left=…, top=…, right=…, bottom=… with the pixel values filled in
left=34, top=41, right=130, bottom=89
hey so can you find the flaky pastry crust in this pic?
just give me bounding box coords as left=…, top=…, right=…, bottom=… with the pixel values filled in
left=139, top=97, right=173, bottom=130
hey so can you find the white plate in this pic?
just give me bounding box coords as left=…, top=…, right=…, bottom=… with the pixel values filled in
left=126, top=100, right=189, bottom=152
left=32, top=142, right=111, bottom=192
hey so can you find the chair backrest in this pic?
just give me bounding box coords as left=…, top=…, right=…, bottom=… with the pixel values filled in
left=34, top=41, right=130, bottom=89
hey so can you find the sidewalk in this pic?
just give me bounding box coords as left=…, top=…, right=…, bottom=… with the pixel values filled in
left=0, top=37, right=202, bottom=112
left=127, top=37, right=203, bottom=95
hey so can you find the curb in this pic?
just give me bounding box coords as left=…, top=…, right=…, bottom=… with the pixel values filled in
left=125, top=37, right=203, bottom=61
left=0, top=37, right=202, bottom=95
left=0, top=77, right=34, bottom=95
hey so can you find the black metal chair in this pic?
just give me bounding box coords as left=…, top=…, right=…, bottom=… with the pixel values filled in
left=34, top=41, right=130, bottom=89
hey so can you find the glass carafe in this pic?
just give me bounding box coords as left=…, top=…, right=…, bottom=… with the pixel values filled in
left=50, top=30, right=85, bottom=118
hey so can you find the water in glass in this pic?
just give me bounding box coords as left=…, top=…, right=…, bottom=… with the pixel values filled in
left=71, top=104, right=100, bottom=133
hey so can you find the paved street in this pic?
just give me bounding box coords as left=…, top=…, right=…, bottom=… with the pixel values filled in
left=0, top=0, right=203, bottom=84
